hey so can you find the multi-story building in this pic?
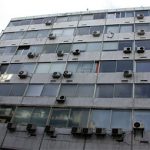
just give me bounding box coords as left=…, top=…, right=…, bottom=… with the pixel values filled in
left=0, top=6, right=150, bottom=150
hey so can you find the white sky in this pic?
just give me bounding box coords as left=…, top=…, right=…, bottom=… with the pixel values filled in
left=0, top=0, right=150, bottom=32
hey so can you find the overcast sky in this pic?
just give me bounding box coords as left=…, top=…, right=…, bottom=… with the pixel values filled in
left=0, top=0, right=150, bottom=32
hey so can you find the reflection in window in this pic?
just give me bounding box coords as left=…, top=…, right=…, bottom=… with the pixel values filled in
left=68, top=108, right=89, bottom=127
left=89, top=110, right=111, bottom=128
left=63, top=28, right=74, bottom=36
left=116, top=60, right=133, bottom=72
left=103, top=42, right=118, bottom=51
left=120, top=25, right=133, bottom=33
left=105, top=25, right=119, bottom=33
left=100, top=61, right=116, bottom=72
left=8, top=19, right=31, bottom=27
left=57, top=43, right=72, bottom=53
left=0, top=32, right=25, bottom=40
left=76, top=27, right=90, bottom=35
left=43, top=44, right=57, bottom=53
left=135, top=84, right=150, bottom=98
left=31, top=18, right=44, bottom=24
left=0, top=64, right=9, bottom=74
left=136, top=61, right=150, bottom=72
left=111, top=110, right=131, bottom=129
left=50, top=108, right=70, bottom=128
left=0, top=46, right=17, bottom=55
left=0, top=84, right=12, bottom=96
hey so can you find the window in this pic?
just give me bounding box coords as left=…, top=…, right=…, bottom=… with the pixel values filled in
left=135, top=10, right=149, bottom=16
left=135, top=23, right=150, bottom=32
left=43, top=17, right=55, bottom=24
left=125, top=11, right=134, bottom=17
left=51, top=29, right=63, bottom=36
left=41, top=84, right=59, bottom=97
left=7, top=64, right=22, bottom=74
left=0, top=32, right=25, bottom=40
left=81, top=14, right=93, bottom=20
left=59, top=84, right=77, bottom=97
left=9, top=84, right=27, bottom=96
left=68, top=108, right=89, bottom=127
left=93, top=13, right=106, bottom=19
left=8, top=19, right=31, bottom=27
left=0, top=84, right=12, bottom=96
left=114, top=84, right=132, bottom=98
left=76, top=27, right=90, bottom=35
left=0, top=46, right=17, bottom=55
left=43, top=44, right=57, bottom=53
left=56, top=16, right=68, bottom=22
left=96, top=84, right=114, bottom=98
left=135, top=40, right=150, bottom=50
left=15, top=45, right=30, bottom=55
left=30, top=107, right=49, bottom=126
left=31, top=18, right=44, bottom=24
left=0, top=64, right=9, bottom=74
left=68, top=15, right=79, bottom=21
left=89, top=110, right=111, bottom=128
left=25, top=84, right=44, bottom=96
left=21, top=63, right=36, bottom=73
left=66, top=61, right=96, bottom=73
left=90, top=26, right=104, bottom=34
left=107, top=12, right=117, bottom=19
left=105, top=25, right=119, bottom=33
left=120, top=25, right=133, bottom=33
left=86, top=42, right=102, bottom=52
left=100, top=61, right=116, bottom=72
left=135, top=84, right=150, bottom=98
left=134, top=111, right=150, bottom=130
left=136, top=61, right=150, bottom=72
left=72, top=43, right=86, bottom=52
left=57, top=43, right=72, bottom=53
left=118, top=41, right=133, bottom=51
left=111, top=110, right=131, bottom=129
left=13, top=107, right=33, bottom=124
left=62, top=28, right=74, bottom=36
left=116, top=60, right=133, bottom=72
left=103, top=42, right=118, bottom=51
left=36, top=30, right=49, bottom=38
left=35, top=63, right=51, bottom=73
left=50, top=108, right=70, bottom=128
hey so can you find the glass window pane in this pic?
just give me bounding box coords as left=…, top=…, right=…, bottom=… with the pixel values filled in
left=96, top=84, right=114, bottom=98
left=134, top=111, right=150, bottom=130
left=114, top=84, right=132, bottom=98
left=116, top=60, right=133, bottom=72
left=103, top=42, right=118, bottom=51
left=41, top=84, right=59, bottom=97
left=57, top=44, right=71, bottom=53
left=59, top=84, right=77, bottom=97
left=136, top=61, right=150, bottom=72
left=126, top=11, right=134, bottom=17
left=135, top=40, right=150, bottom=50
left=135, top=10, right=149, bottom=16
left=90, top=26, right=104, bottom=34
left=107, top=13, right=116, bottom=19
left=118, top=41, right=133, bottom=51
left=72, top=43, right=86, bottom=52
left=86, top=42, right=101, bottom=52
left=35, top=63, right=51, bottom=73
left=9, top=84, right=27, bottom=96
left=24, top=31, right=38, bottom=39
left=43, top=44, right=57, bottom=53
left=13, top=107, right=33, bottom=124
left=66, top=62, right=78, bottom=73
left=0, top=64, right=9, bottom=74
left=21, top=63, right=36, bottom=73
left=50, top=62, right=65, bottom=74
left=94, top=13, right=106, bottom=19
left=37, top=30, right=49, bottom=38
left=120, top=25, right=133, bottom=33
left=111, top=110, right=131, bottom=129
left=30, top=107, right=49, bottom=126
left=0, top=84, right=12, bottom=96
left=50, top=108, right=70, bottom=128
left=52, top=29, right=63, bottom=36
left=76, top=27, right=90, bottom=35
left=68, top=108, right=89, bottom=127
left=29, top=45, right=43, bottom=54
left=56, top=16, right=68, bottom=22
left=81, top=15, right=93, bottom=20
left=26, top=84, right=44, bottom=96
left=89, top=110, right=111, bottom=128
left=105, top=25, right=119, bottom=33
left=68, top=15, right=79, bottom=21
left=100, top=61, right=116, bottom=72
left=135, top=23, right=150, bottom=32
left=63, top=28, right=74, bottom=36
left=7, top=64, right=22, bottom=74
left=135, top=84, right=150, bottom=98
left=31, top=18, right=44, bottom=24
left=76, top=84, right=94, bottom=97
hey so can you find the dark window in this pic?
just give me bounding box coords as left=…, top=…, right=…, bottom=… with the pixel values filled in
left=0, top=64, right=9, bottom=74
left=135, top=23, right=150, bottom=32
left=9, top=84, right=27, bottom=96
left=0, top=46, right=17, bottom=55
left=8, top=19, right=31, bottom=26
left=68, top=15, right=79, bottom=21
left=116, top=60, right=133, bottom=72
left=76, top=27, right=90, bottom=35
left=135, top=84, right=150, bottom=98
left=43, top=44, right=57, bottom=53
left=118, top=41, right=133, bottom=51
left=16, top=45, right=30, bottom=55
left=50, top=108, right=70, bottom=128
left=7, top=64, right=22, bottom=74
left=93, top=13, right=106, bottom=19
left=100, top=61, right=116, bottom=72
left=126, top=11, right=134, bottom=17
left=114, top=84, right=132, bottom=98
left=96, top=84, right=114, bottom=98
left=31, top=18, right=44, bottom=24
left=0, top=84, right=12, bottom=96
left=135, top=10, right=149, bottom=16
left=57, top=44, right=72, bottom=53
left=41, top=84, right=59, bottom=97
left=136, top=61, right=150, bottom=72
left=56, top=16, right=68, bottom=22
left=135, top=40, right=150, bottom=50
left=90, top=26, right=104, bottom=34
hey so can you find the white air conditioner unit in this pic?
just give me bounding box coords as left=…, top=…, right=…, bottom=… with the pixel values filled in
left=137, top=14, right=144, bottom=19
left=49, top=33, right=56, bottom=40
left=45, top=20, right=52, bottom=26
left=52, top=72, right=61, bottom=79
left=56, top=95, right=66, bottom=103
left=18, top=71, right=28, bottom=79
left=112, top=128, right=123, bottom=136
left=123, top=47, right=132, bottom=54
left=92, top=31, right=101, bottom=37
left=27, top=52, right=36, bottom=59
left=57, top=51, right=64, bottom=57
left=123, top=70, right=133, bottom=78
left=72, top=49, right=80, bottom=55
left=137, top=30, right=145, bottom=35
left=133, top=122, right=144, bottom=129
left=136, top=47, right=145, bottom=53
left=63, top=71, right=72, bottom=78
